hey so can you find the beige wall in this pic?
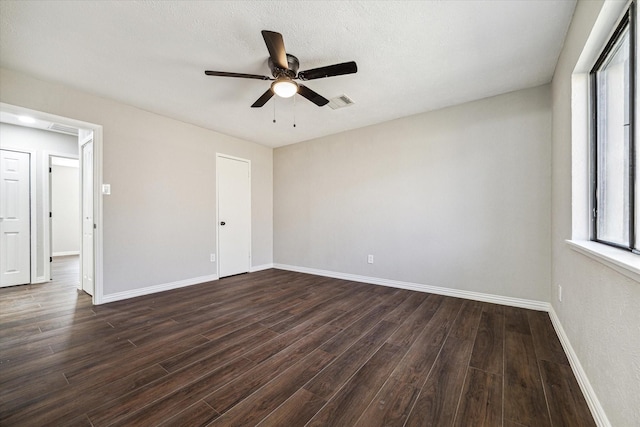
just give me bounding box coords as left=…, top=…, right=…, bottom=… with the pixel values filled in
left=274, top=85, right=552, bottom=302
left=551, top=1, right=640, bottom=425
left=0, top=67, right=273, bottom=296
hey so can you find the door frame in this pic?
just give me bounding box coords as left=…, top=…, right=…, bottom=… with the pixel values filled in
left=43, top=152, right=79, bottom=282
left=0, top=147, right=36, bottom=284
left=215, top=153, right=252, bottom=278
left=0, top=102, right=104, bottom=305
left=79, top=136, right=94, bottom=296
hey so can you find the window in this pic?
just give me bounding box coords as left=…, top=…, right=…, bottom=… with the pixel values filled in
left=591, top=1, right=638, bottom=254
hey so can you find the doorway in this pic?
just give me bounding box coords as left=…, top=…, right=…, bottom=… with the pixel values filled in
left=48, top=155, right=81, bottom=293
left=0, top=102, right=104, bottom=304
left=216, top=154, right=251, bottom=278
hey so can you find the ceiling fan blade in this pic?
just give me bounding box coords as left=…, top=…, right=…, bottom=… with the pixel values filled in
left=251, top=89, right=275, bottom=108
left=298, top=61, right=358, bottom=81
left=205, top=70, right=272, bottom=80
left=261, top=30, right=288, bottom=70
left=297, top=84, right=329, bottom=107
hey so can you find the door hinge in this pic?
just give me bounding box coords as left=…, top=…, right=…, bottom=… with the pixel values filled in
left=49, top=167, right=52, bottom=173
left=592, top=208, right=597, bottom=218
left=49, top=212, right=52, bottom=218
left=50, top=257, right=52, bottom=263
left=94, top=224, right=97, bottom=229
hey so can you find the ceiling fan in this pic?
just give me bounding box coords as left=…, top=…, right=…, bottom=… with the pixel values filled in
left=204, top=30, right=357, bottom=108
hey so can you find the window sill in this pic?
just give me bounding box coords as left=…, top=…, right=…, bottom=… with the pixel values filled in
left=566, top=240, right=640, bottom=283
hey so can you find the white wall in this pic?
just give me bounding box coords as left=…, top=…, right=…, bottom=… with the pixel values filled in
left=274, top=85, right=551, bottom=302
left=551, top=0, right=640, bottom=425
left=51, top=164, right=80, bottom=255
left=0, top=123, right=78, bottom=279
left=0, top=67, right=273, bottom=297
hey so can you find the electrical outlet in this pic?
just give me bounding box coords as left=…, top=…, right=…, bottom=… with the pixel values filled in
left=367, top=255, right=374, bottom=264
left=558, top=285, right=562, bottom=302
left=210, top=253, right=216, bottom=263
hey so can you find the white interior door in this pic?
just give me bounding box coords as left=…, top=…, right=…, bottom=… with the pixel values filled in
left=0, top=150, right=31, bottom=287
left=218, top=155, right=251, bottom=278
left=81, top=140, right=94, bottom=295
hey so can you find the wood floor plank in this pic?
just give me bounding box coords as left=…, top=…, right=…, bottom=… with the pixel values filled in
left=528, top=310, right=569, bottom=365
left=208, top=349, right=335, bottom=426
left=404, top=336, right=474, bottom=427
left=106, top=356, right=255, bottom=426
left=62, top=333, right=209, bottom=386
left=307, top=342, right=406, bottom=426
left=453, top=367, right=502, bottom=427
left=354, top=376, right=421, bottom=427
left=386, top=294, right=439, bottom=349
left=304, top=320, right=400, bottom=400
left=470, top=309, right=504, bottom=375
left=505, top=306, right=532, bottom=335
left=157, top=401, right=220, bottom=427
left=388, top=296, right=462, bottom=387
left=87, top=354, right=255, bottom=426
left=539, top=359, right=596, bottom=427
left=504, top=330, right=552, bottom=427
left=256, top=388, right=326, bottom=427
left=1, top=337, right=136, bottom=402
left=319, top=292, right=410, bottom=356
left=0, top=370, right=68, bottom=410
left=158, top=324, right=278, bottom=373
left=1, top=364, right=168, bottom=426
left=203, top=322, right=341, bottom=414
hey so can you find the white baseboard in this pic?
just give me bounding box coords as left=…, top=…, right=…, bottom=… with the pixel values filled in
left=101, top=274, right=218, bottom=304
left=250, top=263, right=274, bottom=272
left=548, top=306, right=611, bottom=427
left=52, top=251, right=80, bottom=257
left=273, top=263, right=549, bottom=311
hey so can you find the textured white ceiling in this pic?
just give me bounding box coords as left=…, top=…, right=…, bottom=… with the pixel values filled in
left=0, top=0, right=576, bottom=148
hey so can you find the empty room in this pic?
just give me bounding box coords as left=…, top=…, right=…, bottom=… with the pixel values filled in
left=0, top=1, right=638, bottom=426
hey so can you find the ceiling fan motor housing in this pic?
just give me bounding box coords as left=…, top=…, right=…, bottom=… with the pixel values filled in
left=269, top=54, right=299, bottom=78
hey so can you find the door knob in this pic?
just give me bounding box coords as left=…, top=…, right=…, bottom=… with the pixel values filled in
left=220, top=221, right=226, bottom=226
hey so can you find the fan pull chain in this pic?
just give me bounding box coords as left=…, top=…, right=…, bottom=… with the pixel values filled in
left=293, top=94, right=297, bottom=128
left=273, top=96, right=276, bottom=123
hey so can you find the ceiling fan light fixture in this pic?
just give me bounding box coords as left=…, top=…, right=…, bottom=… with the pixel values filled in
left=271, top=78, right=298, bottom=98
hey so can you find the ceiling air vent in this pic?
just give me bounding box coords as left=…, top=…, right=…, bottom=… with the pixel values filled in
left=328, top=94, right=355, bottom=110
left=48, top=123, right=79, bottom=136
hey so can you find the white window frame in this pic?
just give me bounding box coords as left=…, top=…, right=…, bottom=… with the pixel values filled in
left=569, top=0, right=640, bottom=283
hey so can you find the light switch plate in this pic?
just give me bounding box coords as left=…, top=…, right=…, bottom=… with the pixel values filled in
left=102, top=184, right=111, bottom=195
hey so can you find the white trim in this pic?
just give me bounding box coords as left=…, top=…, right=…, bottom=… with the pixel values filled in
left=92, top=127, right=104, bottom=305
left=273, top=263, right=549, bottom=311
left=567, top=240, right=640, bottom=283
left=548, top=306, right=611, bottom=427
left=250, top=263, right=274, bottom=272
left=52, top=251, right=79, bottom=257
left=101, top=274, right=219, bottom=304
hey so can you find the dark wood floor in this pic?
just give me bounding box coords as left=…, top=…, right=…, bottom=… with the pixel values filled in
left=0, top=256, right=595, bottom=426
